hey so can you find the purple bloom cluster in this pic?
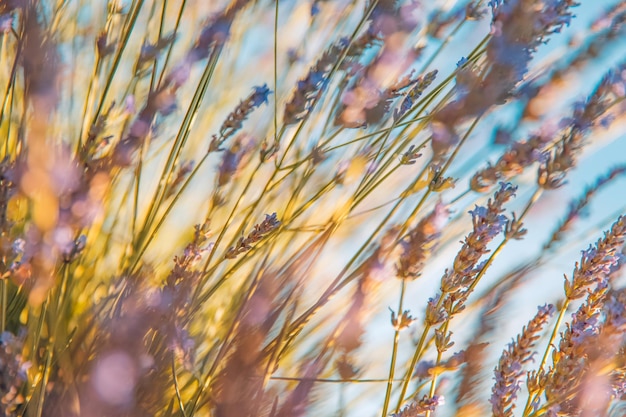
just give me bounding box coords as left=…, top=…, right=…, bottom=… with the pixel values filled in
left=214, top=84, right=272, bottom=150
left=396, top=202, right=449, bottom=279
left=431, top=0, right=580, bottom=160
left=491, top=304, right=555, bottom=417
left=394, top=70, right=438, bottom=122
left=565, top=216, right=626, bottom=300
left=450, top=182, right=517, bottom=280
left=284, top=41, right=347, bottom=126
left=225, top=213, right=281, bottom=259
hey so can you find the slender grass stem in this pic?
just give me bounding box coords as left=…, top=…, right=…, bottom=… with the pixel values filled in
left=90, top=0, right=146, bottom=129
left=381, top=278, right=406, bottom=417
left=280, top=164, right=432, bottom=352
left=0, top=279, right=6, bottom=332
left=186, top=255, right=271, bottom=415
left=156, top=0, right=188, bottom=88
left=131, top=47, right=222, bottom=267
left=149, top=0, right=169, bottom=93
left=273, top=0, right=279, bottom=143
left=34, top=340, right=53, bottom=417
left=127, top=151, right=210, bottom=274
left=171, top=353, right=189, bottom=417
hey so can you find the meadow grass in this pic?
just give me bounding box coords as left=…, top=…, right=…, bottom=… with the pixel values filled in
left=1, top=0, right=626, bottom=416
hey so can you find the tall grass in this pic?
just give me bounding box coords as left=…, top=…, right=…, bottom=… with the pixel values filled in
left=1, top=0, right=626, bottom=416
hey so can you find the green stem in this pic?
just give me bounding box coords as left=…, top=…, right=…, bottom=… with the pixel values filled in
left=0, top=279, right=6, bottom=332
left=424, top=322, right=447, bottom=417
left=381, top=279, right=406, bottom=417
left=130, top=47, right=222, bottom=268
left=90, top=0, right=145, bottom=129
left=395, top=313, right=436, bottom=411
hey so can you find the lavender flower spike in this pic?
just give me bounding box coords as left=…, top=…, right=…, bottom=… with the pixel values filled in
left=213, top=84, right=272, bottom=150
left=491, top=304, right=555, bottom=417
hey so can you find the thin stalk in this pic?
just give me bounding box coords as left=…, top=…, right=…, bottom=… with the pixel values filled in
left=157, top=0, right=188, bottom=88
left=34, top=340, right=53, bottom=417
left=149, top=0, right=169, bottom=93
left=347, top=197, right=402, bottom=219
left=270, top=376, right=406, bottom=383
left=131, top=47, right=222, bottom=267
left=130, top=132, right=149, bottom=241
left=424, top=323, right=448, bottom=417
left=187, top=255, right=271, bottom=416
left=273, top=0, right=279, bottom=143
left=381, top=279, right=407, bottom=417
left=172, top=352, right=189, bottom=417
left=76, top=51, right=100, bottom=153
left=395, top=314, right=433, bottom=411
left=418, top=18, right=468, bottom=73
left=351, top=163, right=401, bottom=209
left=394, top=117, right=483, bottom=411
left=128, top=151, right=211, bottom=274
left=1, top=35, right=21, bottom=156
left=351, top=119, right=398, bottom=203
left=90, top=0, right=146, bottom=128
left=0, top=280, right=6, bottom=332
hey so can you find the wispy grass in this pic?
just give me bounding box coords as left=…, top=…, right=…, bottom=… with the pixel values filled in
left=1, top=0, right=626, bottom=416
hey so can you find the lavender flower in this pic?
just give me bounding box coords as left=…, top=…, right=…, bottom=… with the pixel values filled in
left=0, top=331, right=27, bottom=416
left=544, top=165, right=626, bottom=250
left=165, top=160, right=195, bottom=199
left=539, top=63, right=626, bottom=189
left=210, top=85, right=271, bottom=152
left=190, top=0, right=251, bottom=58
left=564, top=216, right=626, bottom=300
left=431, top=0, right=580, bottom=159
left=491, top=304, right=555, bottom=417
left=544, top=282, right=608, bottom=412
left=5, top=1, right=626, bottom=416
left=448, top=183, right=517, bottom=286
left=215, top=136, right=254, bottom=189
left=137, top=33, right=176, bottom=67
left=284, top=41, right=347, bottom=125
left=225, top=213, right=280, bottom=259
left=396, top=202, right=448, bottom=279
left=392, top=396, right=443, bottom=417
left=394, top=70, right=438, bottom=122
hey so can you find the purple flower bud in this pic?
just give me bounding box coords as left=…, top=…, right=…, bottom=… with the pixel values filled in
left=251, top=84, right=272, bottom=107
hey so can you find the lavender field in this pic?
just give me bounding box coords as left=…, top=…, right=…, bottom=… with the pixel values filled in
left=1, top=0, right=626, bottom=416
